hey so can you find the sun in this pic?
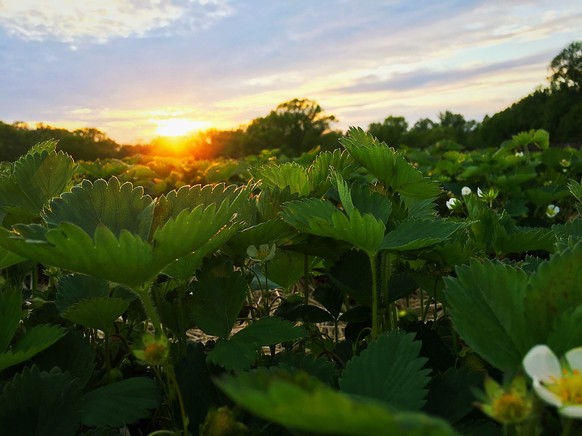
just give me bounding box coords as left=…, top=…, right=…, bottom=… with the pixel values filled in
left=154, top=118, right=211, bottom=137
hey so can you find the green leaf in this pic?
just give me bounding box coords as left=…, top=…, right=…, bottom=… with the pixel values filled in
left=0, top=246, right=25, bottom=269
left=56, top=273, right=111, bottom=312
left=0, top=223, right=155, bottom=288
left=547, top=306, right=582, bottom=357
left=0, top=287, right=21, bottom=353
left=81, top=377, right=161, bottom=427
left=190, top=266, right=249, bottom=338
left=32, top=329, right=96, bottom=388
left=423, top=367, right=483, bottom=424
left=274, top=352, right=337, bottom=386
left=340, top=332, right=430, bottom=411
left=332, top=170, right=356, bottom=218
left=152, top=183, right=245, bottom=232
left=381, top=219, right=468, bottom=251
left=216, top=370, right=458, bottom=435
left=524, top=241, right=582, bottom=344
left=0, top=149, right=76, bottom=222
left=0, top=324, right=66, bottom=371
left=309, top=149, right=357, bottom=196
left=175, top=343, right=222, bottom=433
left=0, top=178, right=241, bottom=287
left=266, top=249, right=311, bottom=291
left=152, top=201, right=237, bottom=269
left=44, top=177, right=154, bottom=239
left=255, top=186, right=298, bottom=221
left=340, top=127, right=441, bottom=199
left=250, top=162, right=312, bottom=196
left=281, top=198, right=385, bottom=255
left=495, top=226, right=556, bottom=255
left=0, top=366, right=83, bottom=436
left=61, top=297, right=131, bottom=332
left=351, top=183, right=392, bottom=224
left=207, top=318, right=306, bottom=371
left=328, top=249, right=372, bottom=305
left=444, top=259, right=529, bottom=370
left=162, top=221, right=243, bottom=280
left=569, top=179, right=582, bottom=203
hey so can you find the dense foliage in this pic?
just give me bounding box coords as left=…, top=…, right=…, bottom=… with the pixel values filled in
left=0, top=125, right=580, bottom=435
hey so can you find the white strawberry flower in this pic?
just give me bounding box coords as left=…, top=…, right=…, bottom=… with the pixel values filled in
left=446, top=197, right=462, bottom=210
left=523, top=345, right=582, bottom=418
left=546, top=204, right=560, bottom=218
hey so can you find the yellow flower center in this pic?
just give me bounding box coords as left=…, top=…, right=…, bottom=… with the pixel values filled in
left=545, top=369, right=582, bottom=404
left=491, top=393, right=531, bottom=423
left=144, top=342, right=167, bottom=364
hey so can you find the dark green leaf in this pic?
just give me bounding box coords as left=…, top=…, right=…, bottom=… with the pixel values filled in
left=0, top=287, right=21, bottom=353
left=56, top=273, right=111, bottom=312
left=423, top=367, right=483, bottom=423
left=444, top=259, right=529, bottom=370
left=190, top=267, right=248, bottom=338
left=0, top=324, right=66, bottom=371
left=548, top=306, right=582, bottom=356
left=207, top=318, right=306, bottom=371
left=340, top=332, right=430, bottom=411
left=0, top=366, right=83, bottom=436
left=32, top=329, right=96, bottom=388
left=525, top=242, right=582, bottom=344
left=381, top=219, right=468, bottom=251
left=81, top=377, right=161, bottom=427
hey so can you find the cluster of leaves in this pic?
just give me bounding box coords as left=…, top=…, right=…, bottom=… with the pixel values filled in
left=0, top=128, right=580, bottom=435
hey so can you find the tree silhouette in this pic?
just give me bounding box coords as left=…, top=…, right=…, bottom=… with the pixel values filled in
left=549, top=41, right=581, bottom=91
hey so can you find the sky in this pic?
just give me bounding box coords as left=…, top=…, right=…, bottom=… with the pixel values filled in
left=0, top=0, right=580, bottom=145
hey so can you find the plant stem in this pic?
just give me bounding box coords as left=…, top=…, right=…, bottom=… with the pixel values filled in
left=31, top=263, right=38, bottom=291
left=368, top=252, right=379, bottom=340
left=380, top=252, right=394, bottom=331
left=562, top=417, right=574, bottom=436
left=165, top=362, right=189, bottom=436
left=263, top=262, right=270, bottom=315
left=304, top=254, right=310, bottom=305
left=136, top=282, right=164, bottom=338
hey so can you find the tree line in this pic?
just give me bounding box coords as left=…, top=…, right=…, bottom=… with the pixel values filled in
left=1, top=41, right=579, bottom=162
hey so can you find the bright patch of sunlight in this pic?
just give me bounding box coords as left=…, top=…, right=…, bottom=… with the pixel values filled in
left=154, top=118, right=211, bottom=137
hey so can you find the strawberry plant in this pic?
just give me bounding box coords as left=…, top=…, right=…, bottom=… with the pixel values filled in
left=0, top=128, right=580, bottom=435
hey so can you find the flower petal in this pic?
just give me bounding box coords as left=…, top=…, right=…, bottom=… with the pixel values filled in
left=532, top=380, right=563, bottom=407
left=523, top=345, right=561, bottom=381
left=565, top=347, right=582, bottom=372
left=559, top=406, right=582, bottom=419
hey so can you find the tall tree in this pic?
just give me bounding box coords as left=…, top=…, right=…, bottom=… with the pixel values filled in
left=244, top=98, right=339, bottom=157
left=367, top=116, right=408, bottom=146
left=549, top=41, right=581, bottom=91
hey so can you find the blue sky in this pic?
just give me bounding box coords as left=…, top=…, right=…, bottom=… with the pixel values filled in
left=0, top=0, right=580, bottom=144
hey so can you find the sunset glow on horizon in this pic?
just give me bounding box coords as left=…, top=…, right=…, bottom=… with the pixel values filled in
left=154, top=118, right=212, bottom=138
left=0, top=1, right=580, bottom=144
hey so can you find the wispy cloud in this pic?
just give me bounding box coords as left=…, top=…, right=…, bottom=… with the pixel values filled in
left=0, top=0, right=579, bottom=143
left=328, top=51, right=555, bottom=95
left=0, top=0, right=233, bottom=43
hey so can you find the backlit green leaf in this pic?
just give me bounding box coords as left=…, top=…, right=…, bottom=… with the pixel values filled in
left=216, top=370, right=458, bottom=435
left=61, top=297, right=131, bottom=332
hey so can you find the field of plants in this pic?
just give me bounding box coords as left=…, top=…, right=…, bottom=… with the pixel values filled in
left=0, top=127, right=581, bottom=435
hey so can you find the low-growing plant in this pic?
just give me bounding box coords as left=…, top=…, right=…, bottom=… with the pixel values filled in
left=0, top=129, right=580, bottom=435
